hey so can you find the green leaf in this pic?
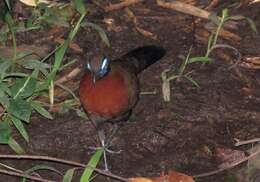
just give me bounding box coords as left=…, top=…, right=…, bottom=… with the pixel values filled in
left=80, top=148, right=104, bottom=182
left=10, top=77, right=37, bottom=99
left=16, top=50, right=34, bottom=60
left=31, top=101, right=53, bottom=119
left=179, top=49, right=191, bottom=75
left=82, top=22, right=110, bottom=47
left=31, top=69, right=39, bottom=79
left=63, top=168, right=76, bottom=182
left=0, top=59, right=11, bottom=79
left=187, top=57, right=213, bottom=64
left=8, top=137, right=25, bottom=154
left=22, top=165, right=61, bottom=182
left=245, top=17, right=258, bottom=34
left=0, top=91, right=10, bottom=108
left=0, top=121, right=11, bottom=144
left=11, top=115, right=29, bottom=142
left=4, top=13, right=15, bottom=28
left=46, top=12, right=86, bottom=86
left=0, top=81, right=11, bottom=95
left=222, top=9, right=229, bottom=20
left=73, top=0, right=86, bottom=15
left=207, top=34, right=214, bottom=54
left=4, top=0, right=11, bottom=10
left=184, top=76, right=200, bottom=88
left=8, top=99, right=32, bottom=123
left=21, top=59, right=50, bottom=76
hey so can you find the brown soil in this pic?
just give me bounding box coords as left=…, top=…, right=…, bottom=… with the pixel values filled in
left=1, top=1, right=260, bottom=182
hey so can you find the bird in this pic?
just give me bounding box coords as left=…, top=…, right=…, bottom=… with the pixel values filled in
left=79, top=45, right=166, bottom=170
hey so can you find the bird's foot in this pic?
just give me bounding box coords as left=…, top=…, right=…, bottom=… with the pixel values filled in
left=87, top=126, right=121, bottom=171
left=87, top=142, right=122, bottom=172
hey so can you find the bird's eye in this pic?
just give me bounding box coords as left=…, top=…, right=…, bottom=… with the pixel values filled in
left=100, top=57, right=109, bottom=70
left=87, top=62, right=91, bottom=70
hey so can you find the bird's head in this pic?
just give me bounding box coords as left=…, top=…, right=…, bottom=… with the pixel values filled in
left=86, top=55, right=110, bottom=84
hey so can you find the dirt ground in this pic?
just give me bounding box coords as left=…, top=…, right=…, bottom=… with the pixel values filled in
left=1, top=1, right=260, bottom=182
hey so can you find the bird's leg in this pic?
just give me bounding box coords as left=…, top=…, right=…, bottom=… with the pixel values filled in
left=105, top=124, right=120, bottom=150
left=88, top=124, right=121, bottom=171
left=97, top=129, right=109, bottom=171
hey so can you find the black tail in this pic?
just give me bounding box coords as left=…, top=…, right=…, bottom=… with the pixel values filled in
left=120, top=45, right=166, bottom=74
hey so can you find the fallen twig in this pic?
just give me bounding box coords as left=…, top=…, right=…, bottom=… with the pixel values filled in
left=55, top=67, right=82, bottom=84
left=205, top=0, right=221, bottom=10
left=0, top=154, right=129, bottom=181
left=235, top=137, right=260, bottom=146
left=0, top=169, right=55, bottom=182
left=104, top=0, right=144, bottom=12
left=156, top=0, right=210, bottom=19
left=193, top=147, right=260, bottom=178
left=239, top=56, right=260, bottom=69
left=124, top=7, right=157, bottom=39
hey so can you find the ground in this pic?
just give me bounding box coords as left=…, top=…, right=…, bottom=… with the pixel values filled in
left=0, top=1, right=260, bottom=182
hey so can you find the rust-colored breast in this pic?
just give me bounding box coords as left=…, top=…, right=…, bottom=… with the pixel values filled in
left=79, top=69, right=130, bottom=120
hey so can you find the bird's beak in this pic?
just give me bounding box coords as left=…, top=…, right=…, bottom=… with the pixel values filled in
left=92, top=75, right=96, bottom=84
left=90, top=72, right=96, bottom=85
left=92, top=73, right=102, bottom=84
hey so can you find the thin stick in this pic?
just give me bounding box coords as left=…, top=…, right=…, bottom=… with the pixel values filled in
left=104, top=0, right=144, bottom=12
left=55, top=67, right=82, bottom=84
left=156, top=0, right=210, bottom=19
left=235, top=137, right=260, bottom=146
left=205, top=0, right=221, bottom=10
left=0, top=154, right=129, bottom=182
left=193, top=148, right=260, bottom=178
left=0, top=162, right=25, bottom=174
left=0, top=169, right=55, bottom=182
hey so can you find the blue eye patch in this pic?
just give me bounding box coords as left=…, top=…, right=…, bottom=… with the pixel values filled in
left=101, top=57, right=109, bottom=70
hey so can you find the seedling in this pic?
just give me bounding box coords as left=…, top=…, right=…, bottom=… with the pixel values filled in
left=161, top=8, right=257, bottom=102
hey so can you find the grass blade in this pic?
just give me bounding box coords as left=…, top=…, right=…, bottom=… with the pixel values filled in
left=8, top=137, right=24, bottom=154
left=80, top=148, right=104, bottom=182
left=11, top=115, right=29, bottom=142
left=0, top=120, right=11, bottom=144
left=63, top=168, right=76, bottom=182
left=31, top=101, right=53, bottom=119
left=23, top=164, right=62, bottom=182
left=184, top=76, right=200, bottom=88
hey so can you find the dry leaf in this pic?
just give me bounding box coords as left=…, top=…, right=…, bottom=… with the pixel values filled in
left=129, top=170, right=195, bottom=182
left=215, top=147, right=245, bottom=168
left=129, top=177, right=154, bottom=182
left=19, top=0, right=50, bottom=6
left=167, top=170, right=195, bottom=182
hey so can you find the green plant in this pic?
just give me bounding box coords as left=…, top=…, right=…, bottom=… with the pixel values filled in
left=0, top=1, right=112, bottom=181
left=0, top=0, right=88, bottom=153
left=161, top=8, right=258, bottom=102
left=0, top=0, right=107, bottom=180
left=161, top=48, right=211, bottom=102
left=80, top=148, right=104, bottom=182
left=0, top=12, right=54, bottom=153
left=0, top=1, right=76, bottom=46
left=206, top=8, right=257, bottom=58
